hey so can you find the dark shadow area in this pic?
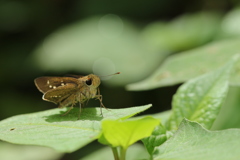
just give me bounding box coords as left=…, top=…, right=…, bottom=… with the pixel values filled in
left=44, top=107, right=103, bottom=122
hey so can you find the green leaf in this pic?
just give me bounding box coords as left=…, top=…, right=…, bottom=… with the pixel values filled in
left=0, top=141, right=63, bottom=160
left=0, top=104, right=151, bottom=153
left=166, top=56, right=236, bottom=130
left=221, top=8, right=240, bottom=37
left=154, top=119, right=240, bottom=160
left=32, top=15, right=170, bottom=86
left=212, top=86, right=240, bottom=130
left=98, top=116, right=160, bottom=149
left=132, top=110, right=171, bottom=125
left=126, top=39, right=240, bottom=91
left=132, top=110, right=172, bottom=155
left=141, top=124, right=167, bottom=155
left=141, top=12, right=221, bottom=52
left=81, top=144, right=149, bottom=160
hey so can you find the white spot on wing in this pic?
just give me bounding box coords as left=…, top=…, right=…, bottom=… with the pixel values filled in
left=53, top=95, right=61, bottom=98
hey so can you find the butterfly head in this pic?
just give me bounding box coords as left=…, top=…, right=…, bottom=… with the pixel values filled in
left=83, top=74, right=101, bottom=88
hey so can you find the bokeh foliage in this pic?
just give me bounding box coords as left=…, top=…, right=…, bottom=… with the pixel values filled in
left=1, top=0, right=240, bottom=160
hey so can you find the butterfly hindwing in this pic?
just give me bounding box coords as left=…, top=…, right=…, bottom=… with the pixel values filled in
left=43, top=83, right=78, bottom=104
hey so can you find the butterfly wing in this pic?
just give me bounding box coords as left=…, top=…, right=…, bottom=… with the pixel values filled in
left=64, top=74, right=84, bottom=79
left=34, top=77, right=78, bottom=93
left=43, top=83, right=78, bottom=104
left=34, top=77, right=80, bottom=104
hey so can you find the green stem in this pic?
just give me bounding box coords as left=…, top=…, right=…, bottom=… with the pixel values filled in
left=150, top=154, right=153, bottom=160
left=111, top=147, right=120, bottom=160
left=120, top=147, right=127, bottom=160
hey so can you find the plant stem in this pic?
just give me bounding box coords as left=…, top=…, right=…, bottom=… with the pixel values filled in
left=111, top=147, right=120, bottom=160
left=120, top=147, right=127, bottom=160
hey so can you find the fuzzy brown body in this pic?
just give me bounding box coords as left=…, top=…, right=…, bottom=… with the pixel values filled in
left=34, top=74, right=105, bottom=117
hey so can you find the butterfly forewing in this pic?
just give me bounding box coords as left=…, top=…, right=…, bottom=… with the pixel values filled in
left=34, top=76, right=82, bottom=104
left=64, top=74, right=84, bottom=79
left=34, top=77, right=79, bottom=93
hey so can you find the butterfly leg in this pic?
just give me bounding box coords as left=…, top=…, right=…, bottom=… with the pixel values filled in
left=61, top=104, right=74, bottom=116
left=58, top=94, right=76, bottom=116
left=95, top=88, right=109, bottom=117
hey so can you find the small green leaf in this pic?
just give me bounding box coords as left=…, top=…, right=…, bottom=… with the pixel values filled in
left=0, top=104, right=151, bottom=153
left=98, top=116, right=160, bottom=149
left=154, top=119, right=240, bottom=160
left=166, top=56, right=236, bottom=130
left=142, top=124, right=167, bottom=155
left=127, top=39, right=240, bottom=91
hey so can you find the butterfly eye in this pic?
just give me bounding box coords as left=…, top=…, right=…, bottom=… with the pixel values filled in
left=86, top=78, right=92, bottom=85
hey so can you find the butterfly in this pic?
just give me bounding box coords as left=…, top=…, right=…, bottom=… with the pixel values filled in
left=34, top=74, right=106, bottom=119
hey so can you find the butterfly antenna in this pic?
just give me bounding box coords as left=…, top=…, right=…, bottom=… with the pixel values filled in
left=99, top=72, right=120, bottom=77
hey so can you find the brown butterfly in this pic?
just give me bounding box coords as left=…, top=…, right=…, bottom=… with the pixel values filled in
left=34, top=72, right=120, bottom=118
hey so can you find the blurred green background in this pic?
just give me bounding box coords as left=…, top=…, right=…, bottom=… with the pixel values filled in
left=1, top=0, right=240, bottom=160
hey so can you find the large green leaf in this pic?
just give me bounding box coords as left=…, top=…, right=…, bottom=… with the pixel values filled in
left=127, top=39, right=240, bottom=91
left=141, top=12, right=221, bottom=52
left=0, top=141, right=63, bottom=160
left=221, top=8, right=240, bottom=37
left=133, top=110, right=171, bottom=125
left=212, top=86, right=240, bottom=130
left=0, top=104, right=151, bottom=153
left=154, top=119, right=240, bottom=160
left=31, top=15, right=169, bottom=86
left=166, top=56, right=235, bottom=130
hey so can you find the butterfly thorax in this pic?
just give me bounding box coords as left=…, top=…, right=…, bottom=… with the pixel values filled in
left=76, top=74, right=101, bottom=102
